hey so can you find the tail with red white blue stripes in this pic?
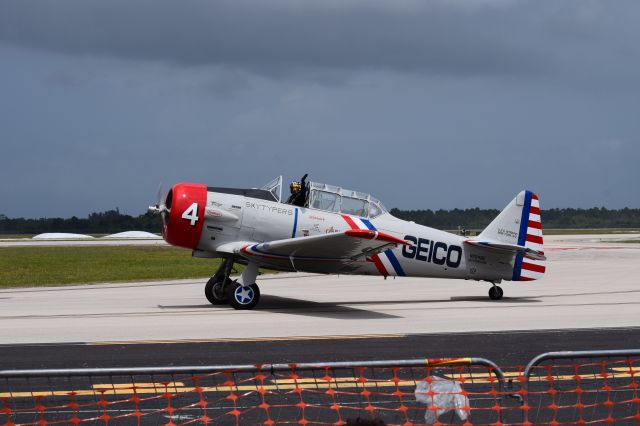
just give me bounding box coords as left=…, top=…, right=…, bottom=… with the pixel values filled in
left=476, top=190, right=546, bottom=281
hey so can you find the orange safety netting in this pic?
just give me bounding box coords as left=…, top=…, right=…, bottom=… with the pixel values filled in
left=519, top=357, right=640, bottom=425
left=1, top=357, right=639, bottom=425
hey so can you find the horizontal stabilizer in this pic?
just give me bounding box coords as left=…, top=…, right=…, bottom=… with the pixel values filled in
left=464, top=239, right=546, bottom=261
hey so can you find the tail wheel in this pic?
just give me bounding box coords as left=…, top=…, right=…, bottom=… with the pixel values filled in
left=205, top=276, right=230, bottom=305
left=227, top=281, right=261, bottom=310
left=488, top=286, right=504, bottom=300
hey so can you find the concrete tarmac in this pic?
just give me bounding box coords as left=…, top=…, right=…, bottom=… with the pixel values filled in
left=0, top=232, right=637, bottom=247
left=1, top=235, right=639, bottom=345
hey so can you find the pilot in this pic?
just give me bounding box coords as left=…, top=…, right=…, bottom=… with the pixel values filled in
left=287, top=173, right=308, bottom=207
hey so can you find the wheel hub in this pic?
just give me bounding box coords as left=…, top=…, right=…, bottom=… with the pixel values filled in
left=234, top=286, right=254, bottom=304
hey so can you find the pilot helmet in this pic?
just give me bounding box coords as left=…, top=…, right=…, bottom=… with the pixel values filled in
left=290, top=181, right=301, bottom=193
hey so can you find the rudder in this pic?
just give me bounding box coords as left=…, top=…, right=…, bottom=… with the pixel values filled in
left=513, top=191, right=545, bottom=281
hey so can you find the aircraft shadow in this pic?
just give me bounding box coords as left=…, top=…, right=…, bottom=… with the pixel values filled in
left=255, top=295, right=401, bottom=319
left=159, top=298, right=399, bottom=319
left=158, top=294, right=539, bottom=319
left=448, top=296, right=541, bottom=303
left=269, top=296, right=542, bottom=306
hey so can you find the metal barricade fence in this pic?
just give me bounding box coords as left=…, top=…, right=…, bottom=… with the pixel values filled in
left=522, top=349, right=640, bottom=425
left=0, top=358, right=507, bottom=425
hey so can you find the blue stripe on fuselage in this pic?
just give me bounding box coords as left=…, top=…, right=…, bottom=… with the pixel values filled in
left=360, top=218, right=376, bottom=231
left=360, top=218, right=405, bottom=277
left=385, top=249, right=406, bottom=277
left=291, top=208, right=299, bottom=238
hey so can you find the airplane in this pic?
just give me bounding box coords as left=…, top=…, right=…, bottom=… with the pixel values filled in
left=149, top=175, right=545, bottom=310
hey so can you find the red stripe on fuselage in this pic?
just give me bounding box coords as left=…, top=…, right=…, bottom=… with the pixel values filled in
left=370, top=255, right=388, bottom=277
left=341, top=215, right=394, bottom=276
left=341, top=215, right=359, bottom=230
left=345, top=229, right=409, bottom=245
left=529, top=206, right=540, bottom=215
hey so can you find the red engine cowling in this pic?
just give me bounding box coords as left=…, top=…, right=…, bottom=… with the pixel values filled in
left=163, top=183, right=207, bottom=250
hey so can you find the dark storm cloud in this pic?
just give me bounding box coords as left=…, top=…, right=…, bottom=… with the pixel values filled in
left=0, top=0, right=556, bottom=78
left=1, top=0, right=640, bottom=218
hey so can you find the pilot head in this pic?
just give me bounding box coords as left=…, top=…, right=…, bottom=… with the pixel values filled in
left=290, top=181, right=301, bottom=194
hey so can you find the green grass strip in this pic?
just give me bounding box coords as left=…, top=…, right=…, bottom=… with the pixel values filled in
left=0, top=246, right=221, bottom=287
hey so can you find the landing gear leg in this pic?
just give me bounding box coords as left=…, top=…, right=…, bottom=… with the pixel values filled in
left=488, top=283, right=504, bottom=300
left=205, top=258, right=234, bottom=305
left=228, top=262, right=261, bottom=310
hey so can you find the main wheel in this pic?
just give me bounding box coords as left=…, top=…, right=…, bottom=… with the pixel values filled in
left=205, top=276, right=230, bottom=305
left=488, top=286, right=504, bottom=300
left=227, top=281, right=261, bottom=310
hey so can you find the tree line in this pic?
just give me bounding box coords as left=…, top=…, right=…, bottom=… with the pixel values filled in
left=389, top=207, right=640, bottom=230
left=0, top=210, right=161, bottom=235
left=1, top=207, right=639, bottom=235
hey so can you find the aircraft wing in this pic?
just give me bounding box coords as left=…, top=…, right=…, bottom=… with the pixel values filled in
left=236, top=229, right=408, bottom=274
left=464, top=239, right=546, bottom=261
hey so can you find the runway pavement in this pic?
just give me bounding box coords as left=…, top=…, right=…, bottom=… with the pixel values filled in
left=2, top=233, right=638, bottom=426
left=1, top=234, right=639, bottom=346
left=1, top=232, right=637, bottom=247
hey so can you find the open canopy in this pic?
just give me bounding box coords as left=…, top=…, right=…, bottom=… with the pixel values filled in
left=305, top=181, right=388, bottom=218
left=261, top=176, right=388, bottom=218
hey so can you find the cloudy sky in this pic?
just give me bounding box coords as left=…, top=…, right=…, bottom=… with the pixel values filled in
left=1, top=0, right=639, bottom=218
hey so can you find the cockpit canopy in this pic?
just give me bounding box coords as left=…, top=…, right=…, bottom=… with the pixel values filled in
left=307, top=182, right=388, bottom=218
left=260, top=176, right=283, bottom=202
left=261, top=176, right=388, bottom=218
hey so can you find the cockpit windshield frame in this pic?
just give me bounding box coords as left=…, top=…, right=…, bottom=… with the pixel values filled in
left=305, top=181, right=388, bottom=218
left=260, top=175, right=283, bottom=203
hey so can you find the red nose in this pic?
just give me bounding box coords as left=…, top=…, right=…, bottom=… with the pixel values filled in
left=164, top=183, right=207, bottom=250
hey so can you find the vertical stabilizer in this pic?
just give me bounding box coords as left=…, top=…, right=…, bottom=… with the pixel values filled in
left=477, top=190, right=546, bottom=281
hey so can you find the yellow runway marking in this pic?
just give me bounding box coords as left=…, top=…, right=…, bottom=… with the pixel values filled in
left=271, top=374, right=502, bottom=384
left=1, top=381, right=421, bottom=398
left=91, top=382, right=185, bottom=389
left=609, top=367, right=639, bottom=373
left=3, top=370, right=637, bottom=399
left=0, top=377, right=486, bottom=399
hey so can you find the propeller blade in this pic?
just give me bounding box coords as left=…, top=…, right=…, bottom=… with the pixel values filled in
left=156, top=183, right=167, bottom=233
left=157, top=183, right=165, bottom=208
left=148, top=183, right=166, bottom=214
left=148, top=183, right=168, bottom=237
